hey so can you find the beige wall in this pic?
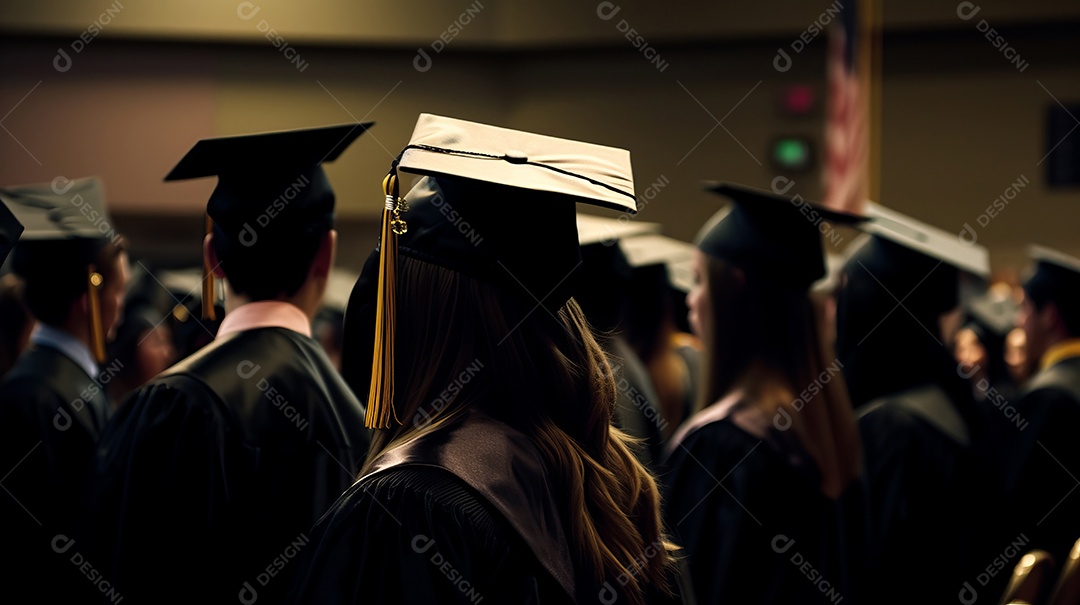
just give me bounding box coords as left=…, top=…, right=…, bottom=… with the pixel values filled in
left=0, top=2, right=1077, bottom=276
left=4, top=0, right=1079, bottom=45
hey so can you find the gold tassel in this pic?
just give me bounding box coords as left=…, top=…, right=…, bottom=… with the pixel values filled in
left=87, top=266, right=106, bottom=364
left=202, top=213, right=217, bottom=321
left=365, top=172, right=407, bottom=429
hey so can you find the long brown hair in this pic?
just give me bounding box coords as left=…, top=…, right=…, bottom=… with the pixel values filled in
left=697, top=256, right=860, bottom=499
left=362, top=256, right=678, bottom=605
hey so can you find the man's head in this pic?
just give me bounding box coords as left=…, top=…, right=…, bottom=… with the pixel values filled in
left=1020, top=246, right=1080, bottom=362
left=1, top=177, right=128, bottom=350
left=13, top=237, right=129, bottom=336
left=164, top=122, right=371, bottom=309
left=204, top=167, right=335, bottom=302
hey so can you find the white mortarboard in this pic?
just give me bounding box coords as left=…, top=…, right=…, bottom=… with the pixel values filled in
left=619, top=233, right=696, bottom=293
left=576, top=213, right=661, bottom=247
left=863, top=201, right=990, bottom=278
left=358, top=113, right=637, bottom=429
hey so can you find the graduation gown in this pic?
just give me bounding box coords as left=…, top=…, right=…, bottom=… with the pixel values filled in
left=857, top=383, right=1005, bottom=604
left=286, top=410, right=684, bottom=605
left=0, top=344, right=109, bottom=602
left=85, top=327, right=370, bottom=605
left=661, top=398, right=857, bottom=605
left=609, top=336, right=667, bottom=470
left=1003, top=355, right=1080, bottom=564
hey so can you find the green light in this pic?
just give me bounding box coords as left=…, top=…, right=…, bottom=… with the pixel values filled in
left=773, top=138, right=810, bottom=168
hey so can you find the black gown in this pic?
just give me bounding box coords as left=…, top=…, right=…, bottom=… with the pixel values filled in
left=286, top=410, right=685, bottom=605
left=661, top=397, right=859, bottom=605
left=609, top=336, right=667, bottom=470
left=85, top=327, right=370, bottom=605
left=856, top=382, right=1006, bottom=604
left=1002, top=355, right=1080, bottom=566
left=0, top=343, right=110, bottom=602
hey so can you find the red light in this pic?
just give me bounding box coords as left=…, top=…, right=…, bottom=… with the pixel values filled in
left=784, top=85, right=815, bottom=115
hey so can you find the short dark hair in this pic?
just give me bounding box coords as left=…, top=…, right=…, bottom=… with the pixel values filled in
left=212, top=220, right=329, bottom=301
left=13, top=237, right=126, bottom=326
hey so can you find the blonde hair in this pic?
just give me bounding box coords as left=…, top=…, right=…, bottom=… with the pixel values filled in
left=361, top=256, right=678, bottom=604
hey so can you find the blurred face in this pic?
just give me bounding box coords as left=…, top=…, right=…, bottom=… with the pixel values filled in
left=938, top=306, right=964, bottom=351
left=137, top=323, right=177, bottom=382
left=686, top=250, right=709, bottom=340
left=954, top=327, right=987, bottom=376
left=1005, top=327, right=1031, bottom=383
left=101, top=250, right=130, bottom=340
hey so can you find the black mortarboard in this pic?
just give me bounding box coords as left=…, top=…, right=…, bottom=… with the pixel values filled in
left=1022, top=245, right=1080, bottom=317
left=361, top=113, right=637, bottom=428
left=696, top=182, right=866, bottom=288
left=846, top=202, right=990, bottom=316
left=1, top=177, right=118, bottom=362
left=0, top=195, right=23, bottom=267
left=164, top=122, right=372, bottom=318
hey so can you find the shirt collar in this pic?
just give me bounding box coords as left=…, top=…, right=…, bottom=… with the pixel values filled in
left=1040, top=338, right=1080, bottom=371
left=30, top=323, right=99, bottom=379
left=216, top=301, right=312, bottom=339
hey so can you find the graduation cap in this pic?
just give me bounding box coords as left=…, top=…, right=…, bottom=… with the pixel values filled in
left=696, top=182, right=866, bottom=288
left=164, top=122, right=372, bottom=319
left=619, top=233, right=696, bottom=293
left=863, top=202, right=990, bottom=278
left=0, top=195, right=24, bottom=267
left=0, top=177, right=118, bottom=363
left=845, top=202, right=990, bottom=316
left=362, top=113, right=637, bottom=428
left=576, top=213, right=661, bottom=247
left=573, top=215, right=657, bottom=333
left=157, top=266, right=205, bottom=321
left=963, top=290, right=1020, bottom=344
left=1022, top=245, right=1080, bottom=313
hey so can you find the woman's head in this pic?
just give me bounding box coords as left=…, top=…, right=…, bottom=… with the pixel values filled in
left=690, top=249, right=824, bottom=406
left=363, top=254, right=614, bottom=462
left=689, top=183, right=863, bottom=497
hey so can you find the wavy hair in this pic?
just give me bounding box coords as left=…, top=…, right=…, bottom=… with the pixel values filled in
left=361, top=256, right=678, bottom=605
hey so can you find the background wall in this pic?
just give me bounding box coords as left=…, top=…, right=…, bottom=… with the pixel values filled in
left=1, top=1, right=1077, bottom=276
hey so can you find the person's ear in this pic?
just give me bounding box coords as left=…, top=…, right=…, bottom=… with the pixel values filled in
left=203, top=234, right=226, bottom=278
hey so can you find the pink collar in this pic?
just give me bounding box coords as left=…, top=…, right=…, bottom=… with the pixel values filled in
left=216, top=301, right=312, bottom=339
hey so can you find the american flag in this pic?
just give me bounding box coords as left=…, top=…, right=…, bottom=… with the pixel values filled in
left=822, top=0, right=873, bottom=214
